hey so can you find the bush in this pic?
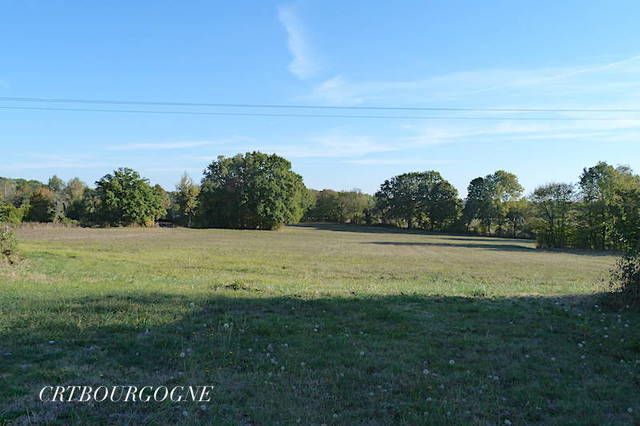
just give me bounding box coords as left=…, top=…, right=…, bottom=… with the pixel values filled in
left=608, top=252, right=640, bottom=307
left=0, top=224, right=18, bottom=264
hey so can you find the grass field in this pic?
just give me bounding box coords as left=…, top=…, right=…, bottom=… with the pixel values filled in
left=1, top=224, right=639, bottom=425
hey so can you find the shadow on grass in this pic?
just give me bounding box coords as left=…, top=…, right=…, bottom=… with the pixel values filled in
left=2, top=291, right=639, bottom=424
left=366, top=241, right=536, bottom=252
left=293, top=222, right=532, bottom=241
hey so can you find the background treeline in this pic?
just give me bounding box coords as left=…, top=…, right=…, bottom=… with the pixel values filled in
left=1, top=153, right=639, bottom=252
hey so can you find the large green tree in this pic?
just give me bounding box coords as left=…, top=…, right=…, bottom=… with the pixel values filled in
left=94, top=168, right=166, bottom=226
left=577, top=162, right=617, bottom=249
left=462, top=171, right=523, bottom=235
left=375, top=171, right=460, bottom=230
left=198, top=152, right=308, bottom=230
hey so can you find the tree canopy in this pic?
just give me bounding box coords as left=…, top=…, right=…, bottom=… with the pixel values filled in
left=198, top=152, right=309, bottom=229
left=94, top=168, right=167, bottom=226
left=375, top=171, right=459, bottom=231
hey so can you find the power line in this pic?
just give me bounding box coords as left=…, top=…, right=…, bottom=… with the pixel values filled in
left=0, top=95, right=639, bottom=113
left=0, top=105, right=637, bottom=121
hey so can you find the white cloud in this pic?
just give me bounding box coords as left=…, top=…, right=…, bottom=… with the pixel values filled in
left=278, top=4, right=318, bottom=79
left=107, top=141, right=215, bottom=151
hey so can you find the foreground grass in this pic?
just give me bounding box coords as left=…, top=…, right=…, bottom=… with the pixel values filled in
left=0, top=224, right=638, bottom=424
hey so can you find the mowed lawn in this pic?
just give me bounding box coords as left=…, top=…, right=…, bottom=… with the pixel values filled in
left=1, top=224, right=638, bottom=425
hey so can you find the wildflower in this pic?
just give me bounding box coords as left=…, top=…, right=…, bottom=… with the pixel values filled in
left=422, top=369, right=430, bottom=375
left=360, top=351, right=365, bottom=356
left=628, top=408, right=633, bottom=413
left=223, top=323, right=230, bottom=329
left=504, top=420, right=512, bottom=425
left=182, top=410, right=188, bottom=417
left=179, top=352, right=186, bottom=358
left=449, top=359, right=455, bottom=365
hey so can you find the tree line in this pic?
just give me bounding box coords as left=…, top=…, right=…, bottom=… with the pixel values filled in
left=1, top=152, right=639, bottom=252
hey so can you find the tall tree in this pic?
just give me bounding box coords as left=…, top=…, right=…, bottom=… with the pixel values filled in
left=175, top=173, right=200, bottom=227
left=63, top=178, right=87, bottom=221
left=531, top=183, right=575, bottom=248
left=463, top=171, right=523, bottom=235
left=577, top=162, right=617, bottom=249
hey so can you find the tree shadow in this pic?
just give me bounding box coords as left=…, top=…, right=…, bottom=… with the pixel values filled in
left=293, top=223, right=533, bottom=241
left=365, top=241, right=536, bottom=252
left=1, top=292, right=638, bottom=424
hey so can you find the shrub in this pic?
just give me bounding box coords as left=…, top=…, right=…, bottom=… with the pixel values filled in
left=608, top=251, right=640, bottom=307
left=0, top=224, right=18, bottom=264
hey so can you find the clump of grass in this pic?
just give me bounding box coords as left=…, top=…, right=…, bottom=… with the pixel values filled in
left=0, top=223, right=18, bottom=264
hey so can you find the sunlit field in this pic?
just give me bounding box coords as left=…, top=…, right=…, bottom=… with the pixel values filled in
left=1, top=224, right=638, bottom=424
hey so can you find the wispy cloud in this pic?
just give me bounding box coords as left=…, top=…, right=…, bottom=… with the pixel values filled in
left=107, top=141, right=215, bottom=151
left=262, top=133, right=395, bottom=158
left=0, top=160, right=109, bottom=171
left=278, top=4, right=318, bottom=80
left=344, top=158, right=457, bottom=166
left=307, top=53, right=640, bottom=106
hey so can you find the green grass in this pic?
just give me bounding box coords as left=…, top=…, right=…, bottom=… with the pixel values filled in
left=1, top=224, right=639, bottom=425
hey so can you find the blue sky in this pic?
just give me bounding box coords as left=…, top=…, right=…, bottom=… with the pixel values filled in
left=1, top=0, right=640, bottom=195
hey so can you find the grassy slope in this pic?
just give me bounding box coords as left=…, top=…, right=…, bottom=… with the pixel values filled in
left=0, top=224, right=638, bottom=425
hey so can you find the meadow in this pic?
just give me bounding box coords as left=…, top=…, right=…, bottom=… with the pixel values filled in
left=1, top=224, right=638, bottom=425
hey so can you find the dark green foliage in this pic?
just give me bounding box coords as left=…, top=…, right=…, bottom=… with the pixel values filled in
left=25, top=187, right=56, bottom=223
left=94, top=168, right=166, bottom=227
left=462, top=171, right=524, bottom=235
left=0, top=224, right=18, bottom=264
left=375, top=171, right=460, bottom=231
left=609, top=252, right=640, bottom=307
left=199, top=152, right=308, bottom=229
left=531, top=183, right=575, bottom=248
left=576, top=162, right=618, bottom=249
